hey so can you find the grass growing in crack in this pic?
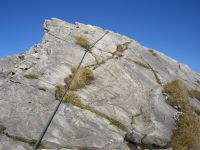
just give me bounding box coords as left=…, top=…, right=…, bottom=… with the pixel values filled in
left=84, top=106, right=130, bottom=132
left=189, top=90, right=200, bottom=101
left=55, top=87, right=129, bottom=132
left=152, top=69, right=162, bottom=85
left=75, top=35, right=90, bottom=50
left=126, top=58, right=162, bottom=85
left=148, top=49, right=157, bottom=57
left=0, top=124, right=6, bottom=134
left=147, top=64, right=162, bottom=85
left=54, top=67, right=129, bottom=133
left=68, top=67, right=94, bottom=90
left=64, top=91, right=85, bottom=108
left=24, top=73, right=38, bottom=79
left=164, top=80, right=188, bottom=109
left=85, top=60, right=107, bottom=70
left=132, top=61, right=150, bottom=69
left=55, top=85, right=65, bottom=100
left=126, top=58, right=150, bottom=69
left=0, top=124, right=45, bottom=148
left=18, top=55, right=25, bottom=60
left=4, top=132, right=45, bottom=148
left=112, top=42, right=131, bottom=58
left=163, top=80, right=200, bottom=150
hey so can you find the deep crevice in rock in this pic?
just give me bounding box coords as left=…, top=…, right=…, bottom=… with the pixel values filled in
left=0, top=124, right=45, bottom=148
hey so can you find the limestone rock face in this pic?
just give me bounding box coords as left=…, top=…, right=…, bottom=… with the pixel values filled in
left=0, top=18, right=200, bottom=150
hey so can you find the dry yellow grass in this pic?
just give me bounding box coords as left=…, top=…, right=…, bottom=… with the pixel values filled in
left=125, top=58, right=150, bottom=69
left=54, top=86, right=129, bottom=132
left=164, top=80, right=189, bottom=111
left=70, top=67, right=94, bottom=90
left=54, top=67, right=129, bottom=132
left=63, top=91, right=85, bottom=108
left=189, top=90, right=200, bottom=101
left=171, top=112, right=200, bottom=150
left=116, top=44, right=128, bottom=52
left=55, top=85, right=65, bottom=100
left=133, top=61, right=150, bottom=69
left=147, top=64, right=162, bottom=85
left=75, top=35, right=90, bottom=50
left=163, top=80, right=200, bottom=150
left=55, top=67, right=94, bottom=99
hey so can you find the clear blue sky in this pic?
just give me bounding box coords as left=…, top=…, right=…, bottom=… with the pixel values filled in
left=0, top=0, right=199, bottom=73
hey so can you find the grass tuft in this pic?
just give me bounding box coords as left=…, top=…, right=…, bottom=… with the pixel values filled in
left=112, top=42, right=130, bottom=58
left=171, top=111, right=200, bottom=150
left=18, top=55, right=25, bottom=60
left=0, top=124, right=6, bottom=134
left=64, top=91, right=85, bottom=108
left=148, top=49, right=157, bottom=57
left=24, top=73, right=38, bottom=79
left=54, top=67, right=129, bottom=133
left=163, top=80, right=189, bottom=110
left=163, top=80, right=200, bottom=150
left=69, top=67, right=94, bottom=90
left=55, top=85, right=65, bottom=100
left=75, top=35, right=90, bottom=50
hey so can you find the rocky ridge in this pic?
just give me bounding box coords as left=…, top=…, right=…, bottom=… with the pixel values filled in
left=0, top=18, right=200, bottom=150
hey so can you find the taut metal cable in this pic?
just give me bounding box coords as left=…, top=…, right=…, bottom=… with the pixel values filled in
left=33, top=31, right=109, bottom=150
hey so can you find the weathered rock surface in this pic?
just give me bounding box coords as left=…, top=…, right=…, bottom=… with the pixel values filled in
left=0, top=18, right=200, bottom=150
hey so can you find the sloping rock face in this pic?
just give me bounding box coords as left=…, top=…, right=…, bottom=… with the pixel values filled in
left=0, top=18, right=200, bottom=150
